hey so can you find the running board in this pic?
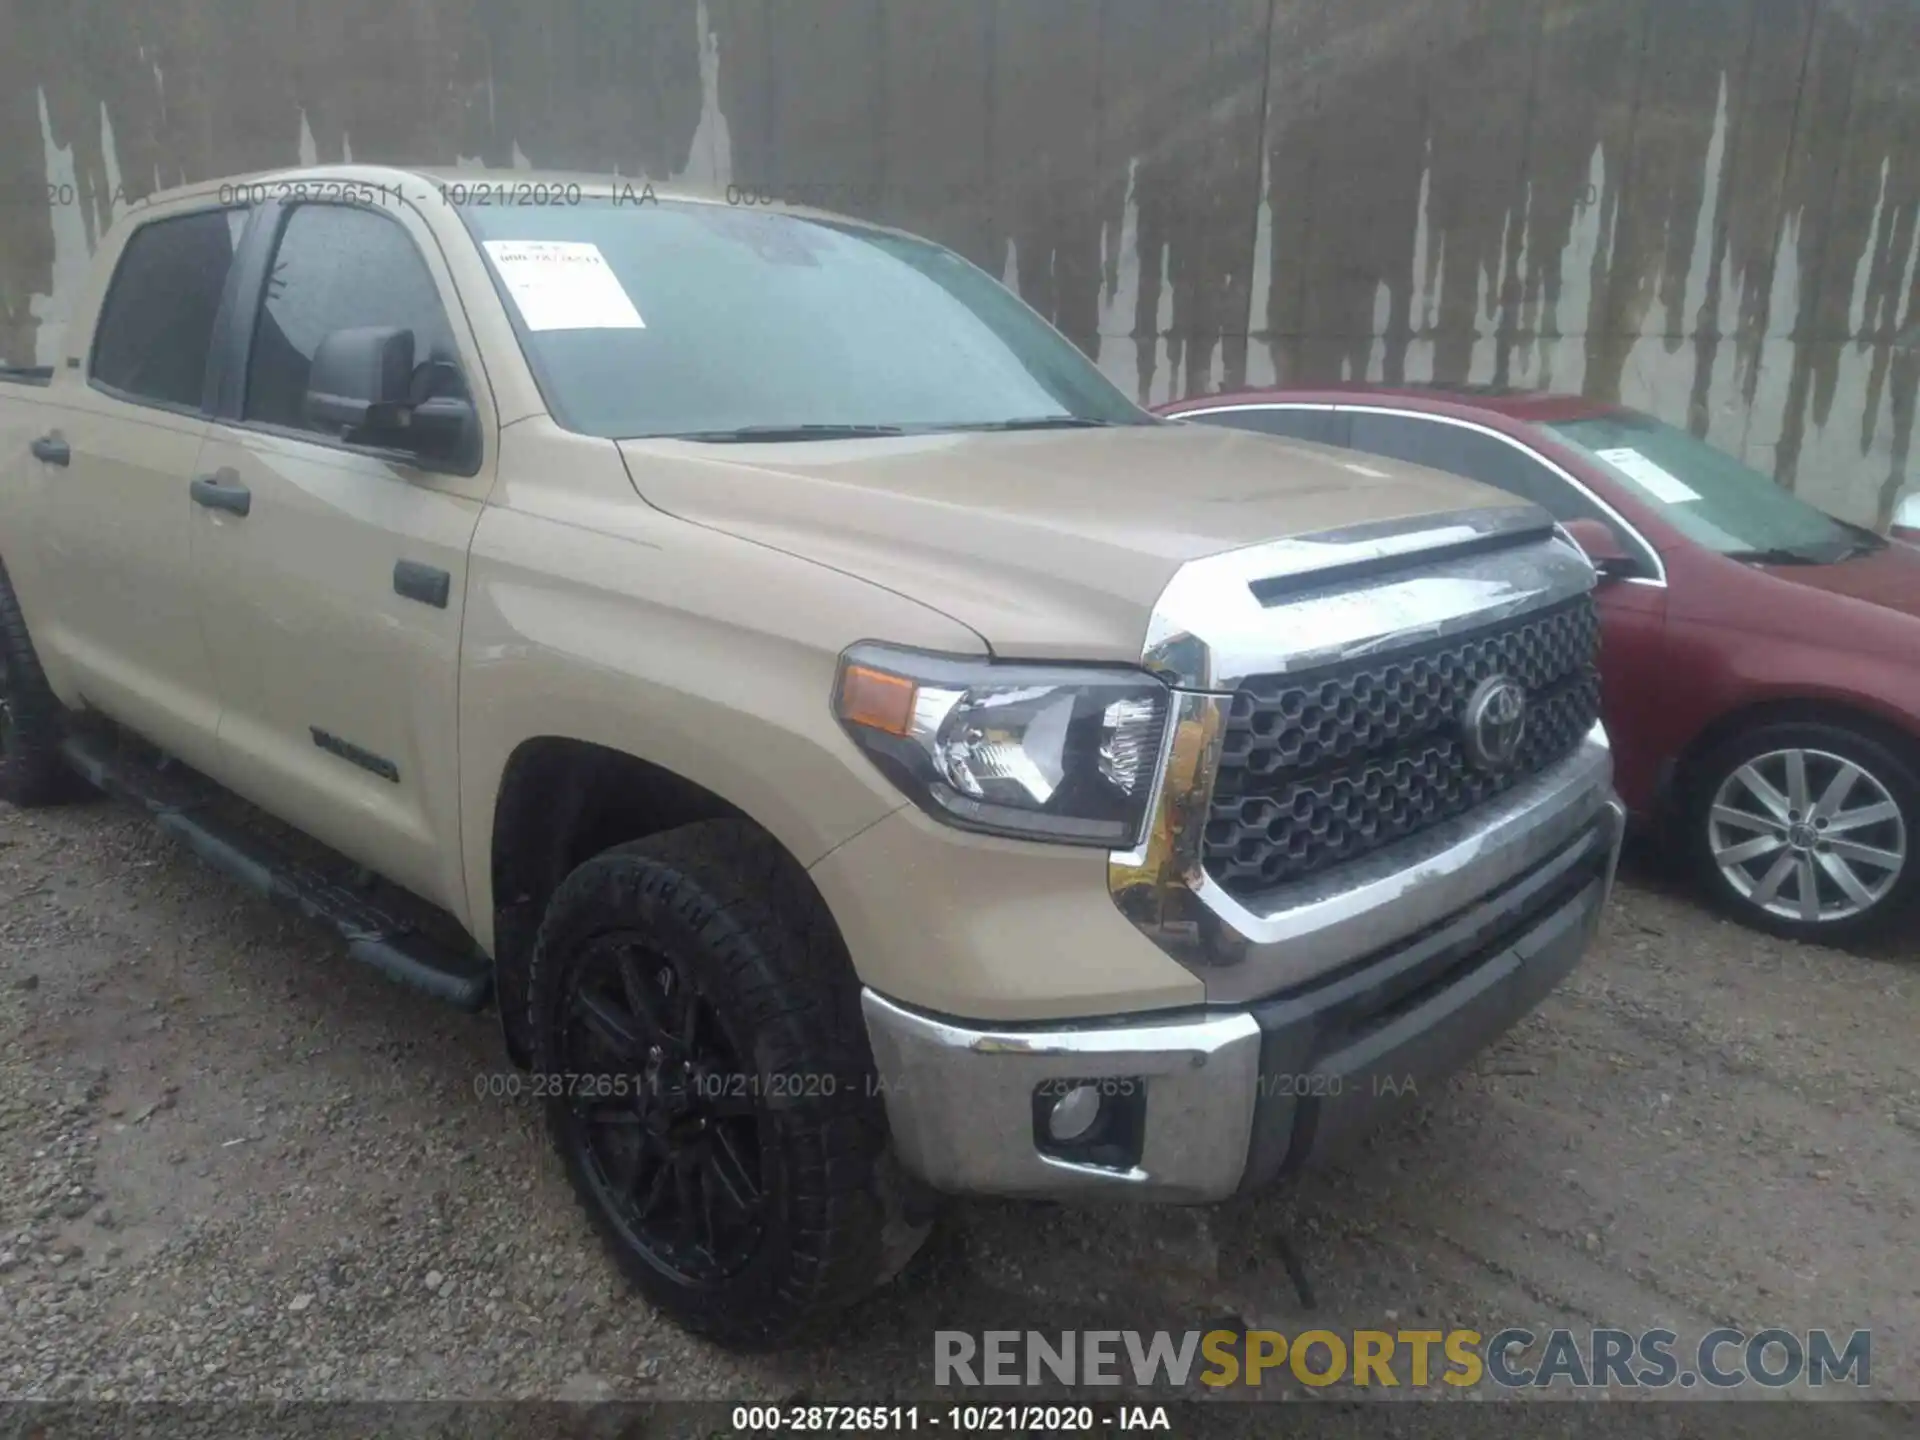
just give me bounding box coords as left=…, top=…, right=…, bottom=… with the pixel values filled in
left=61, top=734, right=492, bottom=1011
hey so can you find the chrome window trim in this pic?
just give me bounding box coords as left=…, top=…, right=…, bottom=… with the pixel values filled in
left=1175, top=401, right=1669, bottom=589
left=1171, top=401, right=1336, bottom=419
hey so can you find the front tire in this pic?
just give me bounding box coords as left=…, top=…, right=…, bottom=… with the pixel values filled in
left=0, top=559, right=75, bottom=808
left=1688, top=720, right=1918, bottom=946
left=526, top=819, right=929, bottom=1348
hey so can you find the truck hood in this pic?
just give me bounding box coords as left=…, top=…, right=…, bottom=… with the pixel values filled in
left=617, top=423, right=1515, bottom=663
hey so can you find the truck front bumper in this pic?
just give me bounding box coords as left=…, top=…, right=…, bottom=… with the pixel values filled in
left=862, top=796, right=1623, bottom=1203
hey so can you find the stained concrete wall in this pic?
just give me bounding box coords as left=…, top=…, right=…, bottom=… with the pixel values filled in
left=2, top=0, right=1916, bottom=525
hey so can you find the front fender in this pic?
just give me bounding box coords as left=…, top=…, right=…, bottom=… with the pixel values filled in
left=457, top=437, right=987, bottom=957
left=1665, top=616, right=1920, bottom=780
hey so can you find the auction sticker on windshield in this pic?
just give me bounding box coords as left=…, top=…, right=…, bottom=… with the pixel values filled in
left=482, top=240, right=645, bottom=331
left=1595, top=447, right=1699, bottom=504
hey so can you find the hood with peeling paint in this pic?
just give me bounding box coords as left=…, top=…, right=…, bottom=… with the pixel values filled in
left=617, top=423, right=1517, bottom=663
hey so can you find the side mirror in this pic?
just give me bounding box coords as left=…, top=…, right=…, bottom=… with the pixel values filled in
left=1561, top=518, right=1640, bottom=584
left=306, top=326, right=414, bottom=434
left=405, top=395, right=473, bottom=453
left=305, top=327, right=474, bottom=464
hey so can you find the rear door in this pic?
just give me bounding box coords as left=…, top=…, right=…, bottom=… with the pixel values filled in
left=188, top=199, right=493, bottom=918
left=1340, top=408, right=1673, bottom=807
left=13, top=206, right=247, bottom=773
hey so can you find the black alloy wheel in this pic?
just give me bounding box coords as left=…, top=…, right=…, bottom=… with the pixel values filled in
left=527, top=821, right=930, bottom=1347
left=558, top=929, right=768, bottom=1285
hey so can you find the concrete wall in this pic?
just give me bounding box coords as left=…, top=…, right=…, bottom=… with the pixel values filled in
left=2, top=0, right=1916, bottom=525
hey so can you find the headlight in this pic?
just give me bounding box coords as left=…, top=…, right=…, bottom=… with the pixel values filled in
left=833, top=644, right=1171, bottom=846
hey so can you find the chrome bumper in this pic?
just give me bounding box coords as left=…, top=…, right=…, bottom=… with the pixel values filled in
left=863, top=793, right=1623, bottom=1203
left=861, top=992, right=1263, bottom=1203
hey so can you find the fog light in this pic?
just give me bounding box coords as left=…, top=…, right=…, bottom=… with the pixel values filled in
left=1047, top=1084, right=1103, bottom=1142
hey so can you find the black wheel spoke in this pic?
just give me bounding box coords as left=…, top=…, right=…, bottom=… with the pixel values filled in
left=673, top=1155, right=700, bottom=1243
left=699, top=1076, right=761, bottom=1118
left=599, top=1124, right=644, bottom=1197
left=583, top=1100, right=641, bottom=1128
left=633, top=1155, right=671, bottom=1219
left=574, top=988, right=647, bottom=1062
left=698, top=1161, right=720, bottom=1256
left=615, top=952, right=675, bottom=1046
left=678, top=988, right=701, bottom=1051
left=705, top=1127, right=763, bottom=1215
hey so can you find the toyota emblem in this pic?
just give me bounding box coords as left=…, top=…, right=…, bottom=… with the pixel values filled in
left=1463, top=675, right=1529, bottom=772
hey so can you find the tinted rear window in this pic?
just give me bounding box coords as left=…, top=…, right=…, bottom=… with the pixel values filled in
left=91, top=209, right=246, bottom=410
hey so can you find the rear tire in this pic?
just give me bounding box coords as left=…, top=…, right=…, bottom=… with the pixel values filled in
left=527, top=819, right=931, bottom=1348
left=1687, top=720, right=1918, bottom=947
left=0, top=559, right=76, bottom=808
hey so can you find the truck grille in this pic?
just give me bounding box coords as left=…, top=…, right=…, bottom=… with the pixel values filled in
left=1203, top=596, right=1601, bottom=900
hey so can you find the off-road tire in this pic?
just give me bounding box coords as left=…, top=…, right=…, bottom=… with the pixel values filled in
left=1687, top=719, right=1919, bottom=947
left=527, top=819, right=931, bottom=1348
left=0, top=559, right=74, bottom=807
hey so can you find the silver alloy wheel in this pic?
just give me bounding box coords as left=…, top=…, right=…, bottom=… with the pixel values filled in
left=1708, top=747, right=1908, bottom=923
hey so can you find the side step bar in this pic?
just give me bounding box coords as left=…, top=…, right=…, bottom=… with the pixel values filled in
left=61, top=734, right=492, bottom=1011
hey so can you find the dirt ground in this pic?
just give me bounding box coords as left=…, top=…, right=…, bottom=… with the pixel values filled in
left=1, top=786, right=1917, bottom=1424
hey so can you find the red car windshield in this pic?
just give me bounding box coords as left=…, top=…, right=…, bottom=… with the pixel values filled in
left=1548, top=412, right=1882, bottom=565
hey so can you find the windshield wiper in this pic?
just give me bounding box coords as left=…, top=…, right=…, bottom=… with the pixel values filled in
left=938, top=415, right=1124, bottom=433
left=665, top=423, right=909, bottom=443
left=1834, top=533, right=1888, bottom=560
left=1727, top=547, right=1825, bottom=566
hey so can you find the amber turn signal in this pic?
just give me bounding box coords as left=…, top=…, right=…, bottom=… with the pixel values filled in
left=836, top=663, right=918, bottom=736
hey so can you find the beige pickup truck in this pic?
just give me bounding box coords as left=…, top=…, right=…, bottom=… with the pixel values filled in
left=0, top=165, right=1623, bottom=1345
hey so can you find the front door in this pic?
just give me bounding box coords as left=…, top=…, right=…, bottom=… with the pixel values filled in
left=188, top=199, right=493, bottom=919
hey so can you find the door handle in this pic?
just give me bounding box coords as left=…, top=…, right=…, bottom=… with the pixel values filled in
left=190, top=470, right=251, bottom=518
left=393, top=560, right=451, bottom=609
left=29, top=435, right=69, bottom=467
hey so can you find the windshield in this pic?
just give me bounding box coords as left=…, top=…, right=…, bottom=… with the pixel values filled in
left=458, top=199, right=1149, bottom=440
left=1547, top=412, right=1882, bottom=565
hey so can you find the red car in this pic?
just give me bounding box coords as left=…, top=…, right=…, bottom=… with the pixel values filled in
left=1157, top=385, right=1920, bottom=945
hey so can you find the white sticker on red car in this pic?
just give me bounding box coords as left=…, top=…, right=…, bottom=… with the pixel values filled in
left=1595, top=447, right=1699, bottom=505
left=482, top=240, right=646, bottom=332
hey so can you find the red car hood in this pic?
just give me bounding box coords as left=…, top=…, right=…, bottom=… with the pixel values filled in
left=1707, top=541, right=1920, bottom=659
left=1755, top=541, right=1920, bottom=616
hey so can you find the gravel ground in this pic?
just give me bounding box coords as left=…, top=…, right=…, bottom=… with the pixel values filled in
left=1, top=788, right=1917, bottom=1426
